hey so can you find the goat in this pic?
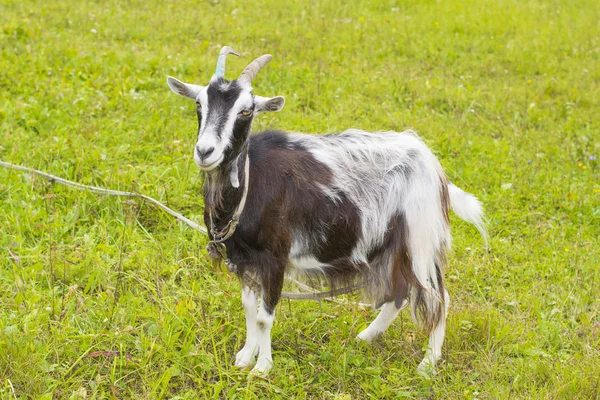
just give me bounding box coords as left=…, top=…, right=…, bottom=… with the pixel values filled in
left=166, top=47, right=487, bottom=375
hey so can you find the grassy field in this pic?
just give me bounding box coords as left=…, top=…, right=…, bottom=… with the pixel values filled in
left=1, top=0, right=599, bottom=398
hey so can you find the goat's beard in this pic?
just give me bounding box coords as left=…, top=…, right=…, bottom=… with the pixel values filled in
left=202, top=170, right=226, bottom=215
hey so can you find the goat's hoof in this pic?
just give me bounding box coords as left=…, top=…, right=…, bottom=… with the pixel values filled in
left=250, top=357, right=272, bottom=376
left=234, top=358, right=252, bottom=369
left=416, top=357, right=437, bottom=377
left=356, top=329, right=379, bottom=342
left=234, top=346, right=257, bottom=368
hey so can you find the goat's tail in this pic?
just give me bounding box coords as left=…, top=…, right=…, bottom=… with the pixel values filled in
left=448, top=183, right=488, bottom=248
left=403, top=182, right=486, bottom=334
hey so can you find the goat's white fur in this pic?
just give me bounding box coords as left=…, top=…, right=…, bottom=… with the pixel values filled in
left=235, top=287, right=277, bottom=375
left=356, top=300, right=408, bottom=341
left=287, top=130, right=450, bottom=300
left=417, top=289, right=450, bottom=374
left=235, top=286, right=259, bottom=368
left=448, top=183, right=489, bottom=247
left=253, top=301, right=275, bottom=375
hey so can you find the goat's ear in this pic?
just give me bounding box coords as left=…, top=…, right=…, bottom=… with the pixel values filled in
left=255, top=95, right=285, bottom=114
left=167, top=76, right=203, bottom=99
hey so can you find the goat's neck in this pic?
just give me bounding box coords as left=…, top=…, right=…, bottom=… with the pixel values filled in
left=203, top=151, right=248, bottom=223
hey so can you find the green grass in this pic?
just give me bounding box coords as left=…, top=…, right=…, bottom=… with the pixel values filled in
left=1, top=0, right=599, bottom=398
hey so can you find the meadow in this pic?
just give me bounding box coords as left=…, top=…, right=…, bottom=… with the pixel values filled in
left=0, top=0, right=599, bottom=398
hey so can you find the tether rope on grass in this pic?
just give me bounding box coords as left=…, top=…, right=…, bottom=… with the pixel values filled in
left=0, top=160, right=205, bottom=233
left=0, top=159, right=367, bottom=304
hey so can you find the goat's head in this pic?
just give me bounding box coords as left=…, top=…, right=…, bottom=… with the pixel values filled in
left=167, top=46, right=285, bottom=171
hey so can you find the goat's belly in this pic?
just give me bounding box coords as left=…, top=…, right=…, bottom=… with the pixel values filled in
left=288, top=235, right=367, bottom=273
left=289, top=253, right=369, bottom=275
left=289, top=255, right=328, bottom=272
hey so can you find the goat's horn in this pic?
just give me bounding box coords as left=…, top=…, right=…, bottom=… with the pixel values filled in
left=238, top=54, right=272, bottom=84
left=215, top=46, right=240, bottom=78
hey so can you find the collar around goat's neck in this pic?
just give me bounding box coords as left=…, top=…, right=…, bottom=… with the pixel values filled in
left=208, top=153, right=250, bottom=244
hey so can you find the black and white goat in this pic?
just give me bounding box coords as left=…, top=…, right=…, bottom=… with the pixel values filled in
left=167, top=47, right=487, bottom=375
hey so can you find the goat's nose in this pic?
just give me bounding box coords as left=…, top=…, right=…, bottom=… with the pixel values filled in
left=196, top=146, right=215, bottom=159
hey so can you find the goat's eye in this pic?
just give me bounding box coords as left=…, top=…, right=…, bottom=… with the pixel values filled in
left=195, top=101, right=201, bottom=109
left=239, top=109, right=252, bottom=117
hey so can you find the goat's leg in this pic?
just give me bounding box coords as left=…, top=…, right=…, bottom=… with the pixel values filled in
left=251, top=269, right=285, bottom=375
left=251, top=301, right=275, bottom=374
left=357, top=300, right=407, bottom=341
left=417, top=289, right=450, bottom=374
left=235, top=286, right=259, bottom=368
